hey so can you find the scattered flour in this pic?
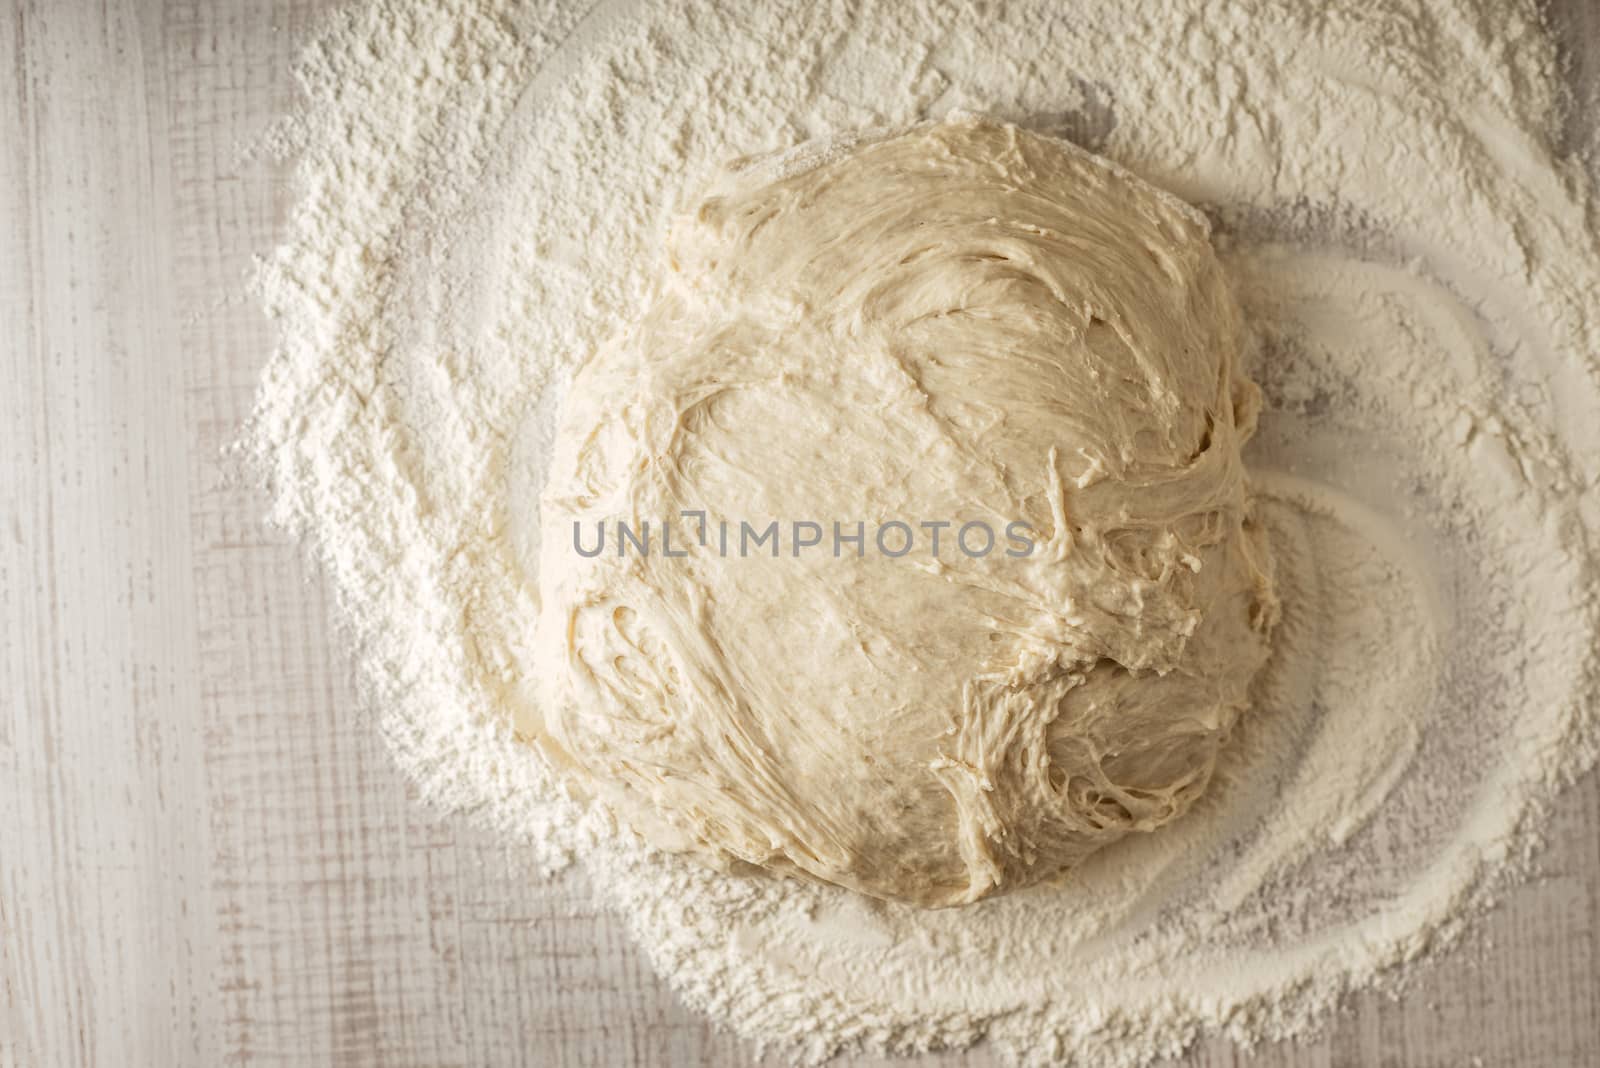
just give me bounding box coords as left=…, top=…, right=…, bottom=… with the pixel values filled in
left=247, top=0, right=1600, bottom=1064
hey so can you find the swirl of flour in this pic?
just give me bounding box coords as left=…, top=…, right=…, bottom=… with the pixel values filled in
left=526, top=117, right=1277, bottom=906
left=249, top=0, right=1600, bottom=1063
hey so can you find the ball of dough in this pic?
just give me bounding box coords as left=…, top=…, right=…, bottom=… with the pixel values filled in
left=526, top=116, right=1277, bottom=907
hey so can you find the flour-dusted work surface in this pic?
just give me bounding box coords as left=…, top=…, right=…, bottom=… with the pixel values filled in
left=3, top=2, right=1600, bottom=1067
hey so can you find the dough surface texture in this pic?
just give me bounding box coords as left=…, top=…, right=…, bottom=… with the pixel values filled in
left=527, top=117, right=1277, bottom=907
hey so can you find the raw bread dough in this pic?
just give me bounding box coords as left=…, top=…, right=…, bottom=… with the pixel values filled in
left=525, top=117, right=1277, bottom=907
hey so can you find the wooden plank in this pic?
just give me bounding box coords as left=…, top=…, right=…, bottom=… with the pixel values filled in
left=167, top=1, right=468, bottom=1064
left=0, top=2, right=1595, bottom=1066
left=1, top=2, right=213, bottom=1064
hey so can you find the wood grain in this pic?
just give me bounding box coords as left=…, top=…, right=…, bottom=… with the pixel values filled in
left=1, top=3, right=1595, bottom=1067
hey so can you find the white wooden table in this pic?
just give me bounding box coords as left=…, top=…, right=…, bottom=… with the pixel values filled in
left=3, top=3, right=1597, bottom=1065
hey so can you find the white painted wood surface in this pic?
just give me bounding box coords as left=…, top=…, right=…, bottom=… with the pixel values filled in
left=2, top=2, right=1596, bottom=1066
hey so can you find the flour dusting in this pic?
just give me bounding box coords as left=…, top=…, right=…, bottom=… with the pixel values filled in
left=247, top=0, right=1600, bottom=1064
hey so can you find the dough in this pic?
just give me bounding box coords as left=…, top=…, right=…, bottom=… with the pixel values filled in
left=525, top=116, right=1278, bottom=907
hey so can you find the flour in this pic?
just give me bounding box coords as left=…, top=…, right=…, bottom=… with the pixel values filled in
left=247, top=0, right=1600, bottom=1065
